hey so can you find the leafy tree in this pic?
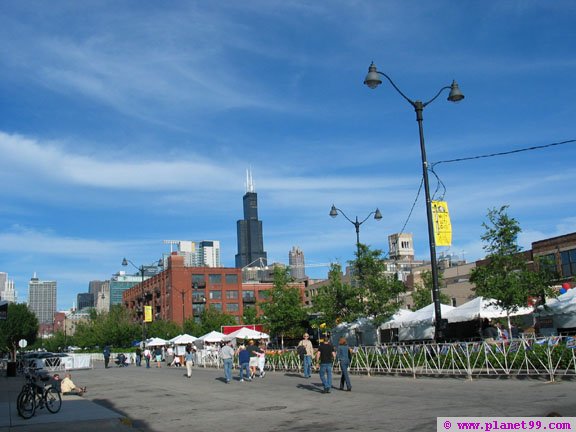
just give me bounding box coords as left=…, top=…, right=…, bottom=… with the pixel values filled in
left=312, top=263, right=359, bottom=329
left=260, top=267, right=307, bottom=347
left=42, top=331, right=73, bottom=353
left=411, top=270, right=451, bottom=310
left=470, top=206, right=557, bottom=321
left=183, top=318, right=203, bottom=336
left=242, top=304, right=259, bottom=326
left=74, top=305, right=139, bottom=348
left=353, top=243, right=406, bottom=324
left=147, top=319, right=181, bottom=340
left=0, top=303, right=39, bottom=360
left=198, top=308, right=237, bottom=335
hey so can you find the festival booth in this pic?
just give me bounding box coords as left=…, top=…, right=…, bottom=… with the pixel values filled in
left=444, top=297, right=533, bottom=340
left=145, top=337, right=168, bottom=347
left=392, top=303, right=455, bottom=341
left=379, top=309, right=414, bottom=343
left=222, top=327, right=269, bottom=344
left=537, top=287, right=576, bottom=335
left=331, top=317, right=378, bottom=346
left=171, top=334, right=198, bottom=362
left=199, top=330, right=225, bottom=343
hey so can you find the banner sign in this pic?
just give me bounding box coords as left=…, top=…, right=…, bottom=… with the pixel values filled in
left=144, top=305, right=153, bottom=322
left=432, top=200, right=452, bottom=246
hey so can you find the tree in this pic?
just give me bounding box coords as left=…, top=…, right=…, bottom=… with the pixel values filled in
left=411, top=270, right=451, bottom=310
left=353, top=244, right=406, bottom=325
left=313, top=263, right=359, bottom=329
left=260, top=267, right=307, bottom=347
left=470, top=206, right=557, bottom=326
left=242, top=305, right=259, bottom=326
left=197, top=308, right=237, bottom=335
left=147, top=319, right=181, bottom=340
left=0, top=303, right=39, bottom=360
left=74, top=305, right=139, bottom=348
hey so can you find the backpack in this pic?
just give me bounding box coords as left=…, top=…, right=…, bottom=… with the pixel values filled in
left=297, top=345, right=306, bottom=357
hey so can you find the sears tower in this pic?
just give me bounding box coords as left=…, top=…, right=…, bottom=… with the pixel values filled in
left=235, top=170, right=268, bottom=268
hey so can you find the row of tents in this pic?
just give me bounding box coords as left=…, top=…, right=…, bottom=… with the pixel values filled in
left=144, top=327, right=270, bottom=347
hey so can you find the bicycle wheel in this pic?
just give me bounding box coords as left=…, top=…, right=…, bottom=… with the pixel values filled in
left=17, top=390, right=35, bottom=419
left=44, top=387, right=62, bottom=414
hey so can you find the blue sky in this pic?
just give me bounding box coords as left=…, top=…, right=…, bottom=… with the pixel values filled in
left=1, top=1, right=575, bottom=310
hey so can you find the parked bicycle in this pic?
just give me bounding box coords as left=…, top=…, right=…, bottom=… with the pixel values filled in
left=16, top=367, right=62, bottom=419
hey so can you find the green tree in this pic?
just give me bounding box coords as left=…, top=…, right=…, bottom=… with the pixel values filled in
left=74, top=305, right=139, bottom=348
left=242, top=305, right=259, bottom=326
left=411, top=270, right=451, bottom=310
left=353, top=243, right=406, bottom=324
left=198, top=308, right=237, bottom=335
left=147, top=319, right=181, bottom=340
left=0, top=303, right=39, bottom=360
left=260, top=267, right=307, bottom=347
left=470, top=206, right=557, bottom=319
left=182, top=318, right=203, bottom=336
left=312, top=263, right=359, bottom=329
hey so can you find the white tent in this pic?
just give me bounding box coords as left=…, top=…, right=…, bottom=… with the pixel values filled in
left=199, top=330, right=225, bottom=343
left=393, top=303, right=455, bottom=341
left=145, top=337, right=168, bottom=347
left=537, top=289, right=576, bottom=328
left=380, top=309, right=414, bottom=330
left=223, top=327, right=269, bottom=341
left=172, top=334, right=198, bottom=345
left=445, top=297, right=533, bottom=323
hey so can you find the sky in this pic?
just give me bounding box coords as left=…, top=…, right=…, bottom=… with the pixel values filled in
left=1, top=1, right=575, bottom=310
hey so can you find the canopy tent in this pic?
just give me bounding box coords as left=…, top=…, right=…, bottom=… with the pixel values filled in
left=394, top=303, right=455, bottom=328
left=445, top=297, right=533, bottom=323
left=168, top=334, right=183, bottom=344
left=199, top=330, right=225, bottom=343
left=380, top=309, right=414, bottom=330
left=537, top=289, right=576, bottom=329
left=172, top=334, right=198, bottom=345
left=331, top=317, right=378, bottom=346
left=145, top=337, right=168, bottom=347
left=223, top=327, right=269, bottom=341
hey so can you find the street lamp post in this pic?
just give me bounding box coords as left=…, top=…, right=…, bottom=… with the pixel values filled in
left=363, top=62, right=464, bottom=341
left=330, top=205, right=382, bottom=258
left=122, top=258, right=164, bottom=342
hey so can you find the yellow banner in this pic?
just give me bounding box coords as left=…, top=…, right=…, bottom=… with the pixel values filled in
left=432, top=200, right=452, bottom=246
left=144, top=305, right=153, bottom=323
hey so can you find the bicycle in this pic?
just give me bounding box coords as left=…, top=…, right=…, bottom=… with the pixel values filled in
left=17, top=367, right=62, bottom=419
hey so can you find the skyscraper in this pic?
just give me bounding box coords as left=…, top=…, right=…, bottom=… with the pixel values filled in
left=235, top=170, right=267, bottom=268
left=28, top=274, right=57, bottom=324
left=289, top=246, right=306, bottom=280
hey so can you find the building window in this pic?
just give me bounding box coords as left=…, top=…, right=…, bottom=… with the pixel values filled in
left=192, top=303, right=205, bottom=320
left=210, top=290, right=222, bottom=300
left=226, top=303, right=239, bottom=312
left=226, top=290, right=239, bottom=299
left=226, top=274, right=238, bottom=284
left=561, top=249, right=576, bottom=277
left=192, top=274, right=205, bottom=287
left=538, top=253, right=557, bottom=275
left=209, top=274, right=222, bottom=284
left=242, top=290, right=255, bottom=302
left=451, top=298, right=457, bottom=307
left=211, top=303, right=222, bottom=311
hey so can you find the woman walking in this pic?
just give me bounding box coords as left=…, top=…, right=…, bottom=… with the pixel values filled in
left=185, top=344, right=194, bottom=379
left=336, top=337, right=352, bottom=392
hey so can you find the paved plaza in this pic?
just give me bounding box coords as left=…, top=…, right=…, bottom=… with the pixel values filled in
left=1, top=361, right=576, bottom=431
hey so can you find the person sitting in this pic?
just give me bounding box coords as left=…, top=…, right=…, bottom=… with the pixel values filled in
left=115, top=353, right=129, bottom=367
left=59, top=373, right=86, bottom=396
left=170, top=355, right=182, bottom=367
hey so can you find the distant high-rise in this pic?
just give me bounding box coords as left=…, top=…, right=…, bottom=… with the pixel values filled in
left=77, top=293, right=94, bottom=310
left=162, top=240, right=222, bottom=267
left=235, top=170, right=268, bottom=268
left=0, top=272, right=16, bottom=302
left=28, top=274, right=57, bottom=324
left=289, top=246, right=306, bottom=280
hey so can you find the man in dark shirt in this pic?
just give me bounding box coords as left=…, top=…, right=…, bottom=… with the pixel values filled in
left=315, top=338, right=335, bottom=393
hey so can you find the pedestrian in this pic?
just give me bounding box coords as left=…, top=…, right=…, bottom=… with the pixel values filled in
left=315, top=337, right=335, bottom=393
left=185, top=345, right=194, bottom=378
left=237, top=345, right=251, bottom=382
left=297, top=333, right=314, bottom=378
left=103, top=345, right=111, bottom=369
left=143, top=347, right=151, bottom=368
left=256, top=342, right=266, bottom=378
left=246, top=339, right=260, bottom=379
left=135, top=346, right=142, bottom=367
left=336, top=337, right=352, bottom=392
left=154, top=346, right=163, bottom=368
left=219, top=340, right=235, bottom=384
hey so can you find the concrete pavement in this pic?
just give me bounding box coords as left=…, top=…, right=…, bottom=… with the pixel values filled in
left=2, top=361, right=576, bottom=431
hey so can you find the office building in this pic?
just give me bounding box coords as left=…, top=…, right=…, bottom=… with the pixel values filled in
left=0, top=272, right=17, bottom=303
left=289, top=246, right=306, bottom=280
left=162, top=240, right=222, bottom=267
left=235, top=170, right=267, bottom=269
left=28, top=274, right=57, bottom=324
left=77, top=292, right=94, bottom=310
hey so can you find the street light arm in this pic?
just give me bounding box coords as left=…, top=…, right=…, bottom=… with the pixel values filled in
left=357, top=211, right=377, bottom=226
left=122, top=258, right=139, bottom=272
left=374, top=70, right=416, bottom=107
left=332, top=206, right=357, bottom=226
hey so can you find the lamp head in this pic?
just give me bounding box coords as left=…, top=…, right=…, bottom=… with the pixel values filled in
left=447, top=80, right=464, bottom=102
left=374, top=208, right=383, bottom=221
left=363, top=62, right=382, bottom=89
left=329, top=205, right=338, bottom=218
left=157, top=259, right=164, bottom=267
left=121, top=258, right=128, bottom=267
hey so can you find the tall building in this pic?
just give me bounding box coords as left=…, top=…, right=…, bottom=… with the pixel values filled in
left=0, top=272, right=17, bottom=302
left=235, top=170, right=267, bottom=269
left=289, top=246, right=306, bottom=280
left=198, top=240, right=221, bottom=267
left=77, top=293, right=94, bottom=310
left=162, top=240, right=222, bottom=267
left=110, top=272, right=148, bottom=306
left=28, top=274, right=57, bottom=324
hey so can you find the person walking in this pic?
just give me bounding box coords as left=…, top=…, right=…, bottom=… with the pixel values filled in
left=154, top=346, right=163, bottom=368
left=135, top=346, right=142, bottom=367
left=298, top=333, right=314, bottom=378
left=315, top=337, right=335, bottom=393
left=256, top=342, right=266, bottom=378
left=237, top=345, right=251, bottom=382
left=103, top=346, right=111, bottom=369
left=246, top=339, right=260, bottom=379
left=185, top=345, right=194, bottom=378
left=219, top=340, right=235, bottom=384
left=336, top=337, right=352, bottom=392
left=143, top=347, right=151, bottom=368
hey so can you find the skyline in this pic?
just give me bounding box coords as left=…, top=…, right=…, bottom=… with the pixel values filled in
left=1, top=1, right=575, bottom=310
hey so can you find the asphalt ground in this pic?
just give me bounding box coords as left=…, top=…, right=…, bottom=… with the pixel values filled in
left=2, top=361, right=576, bottom=432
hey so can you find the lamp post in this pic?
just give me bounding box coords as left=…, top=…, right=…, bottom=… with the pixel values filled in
left=330, top=205, right=382, bottom=258
left=122, top=258, right=164, bottom=342
left=363, top=62, right=464, bottom=341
